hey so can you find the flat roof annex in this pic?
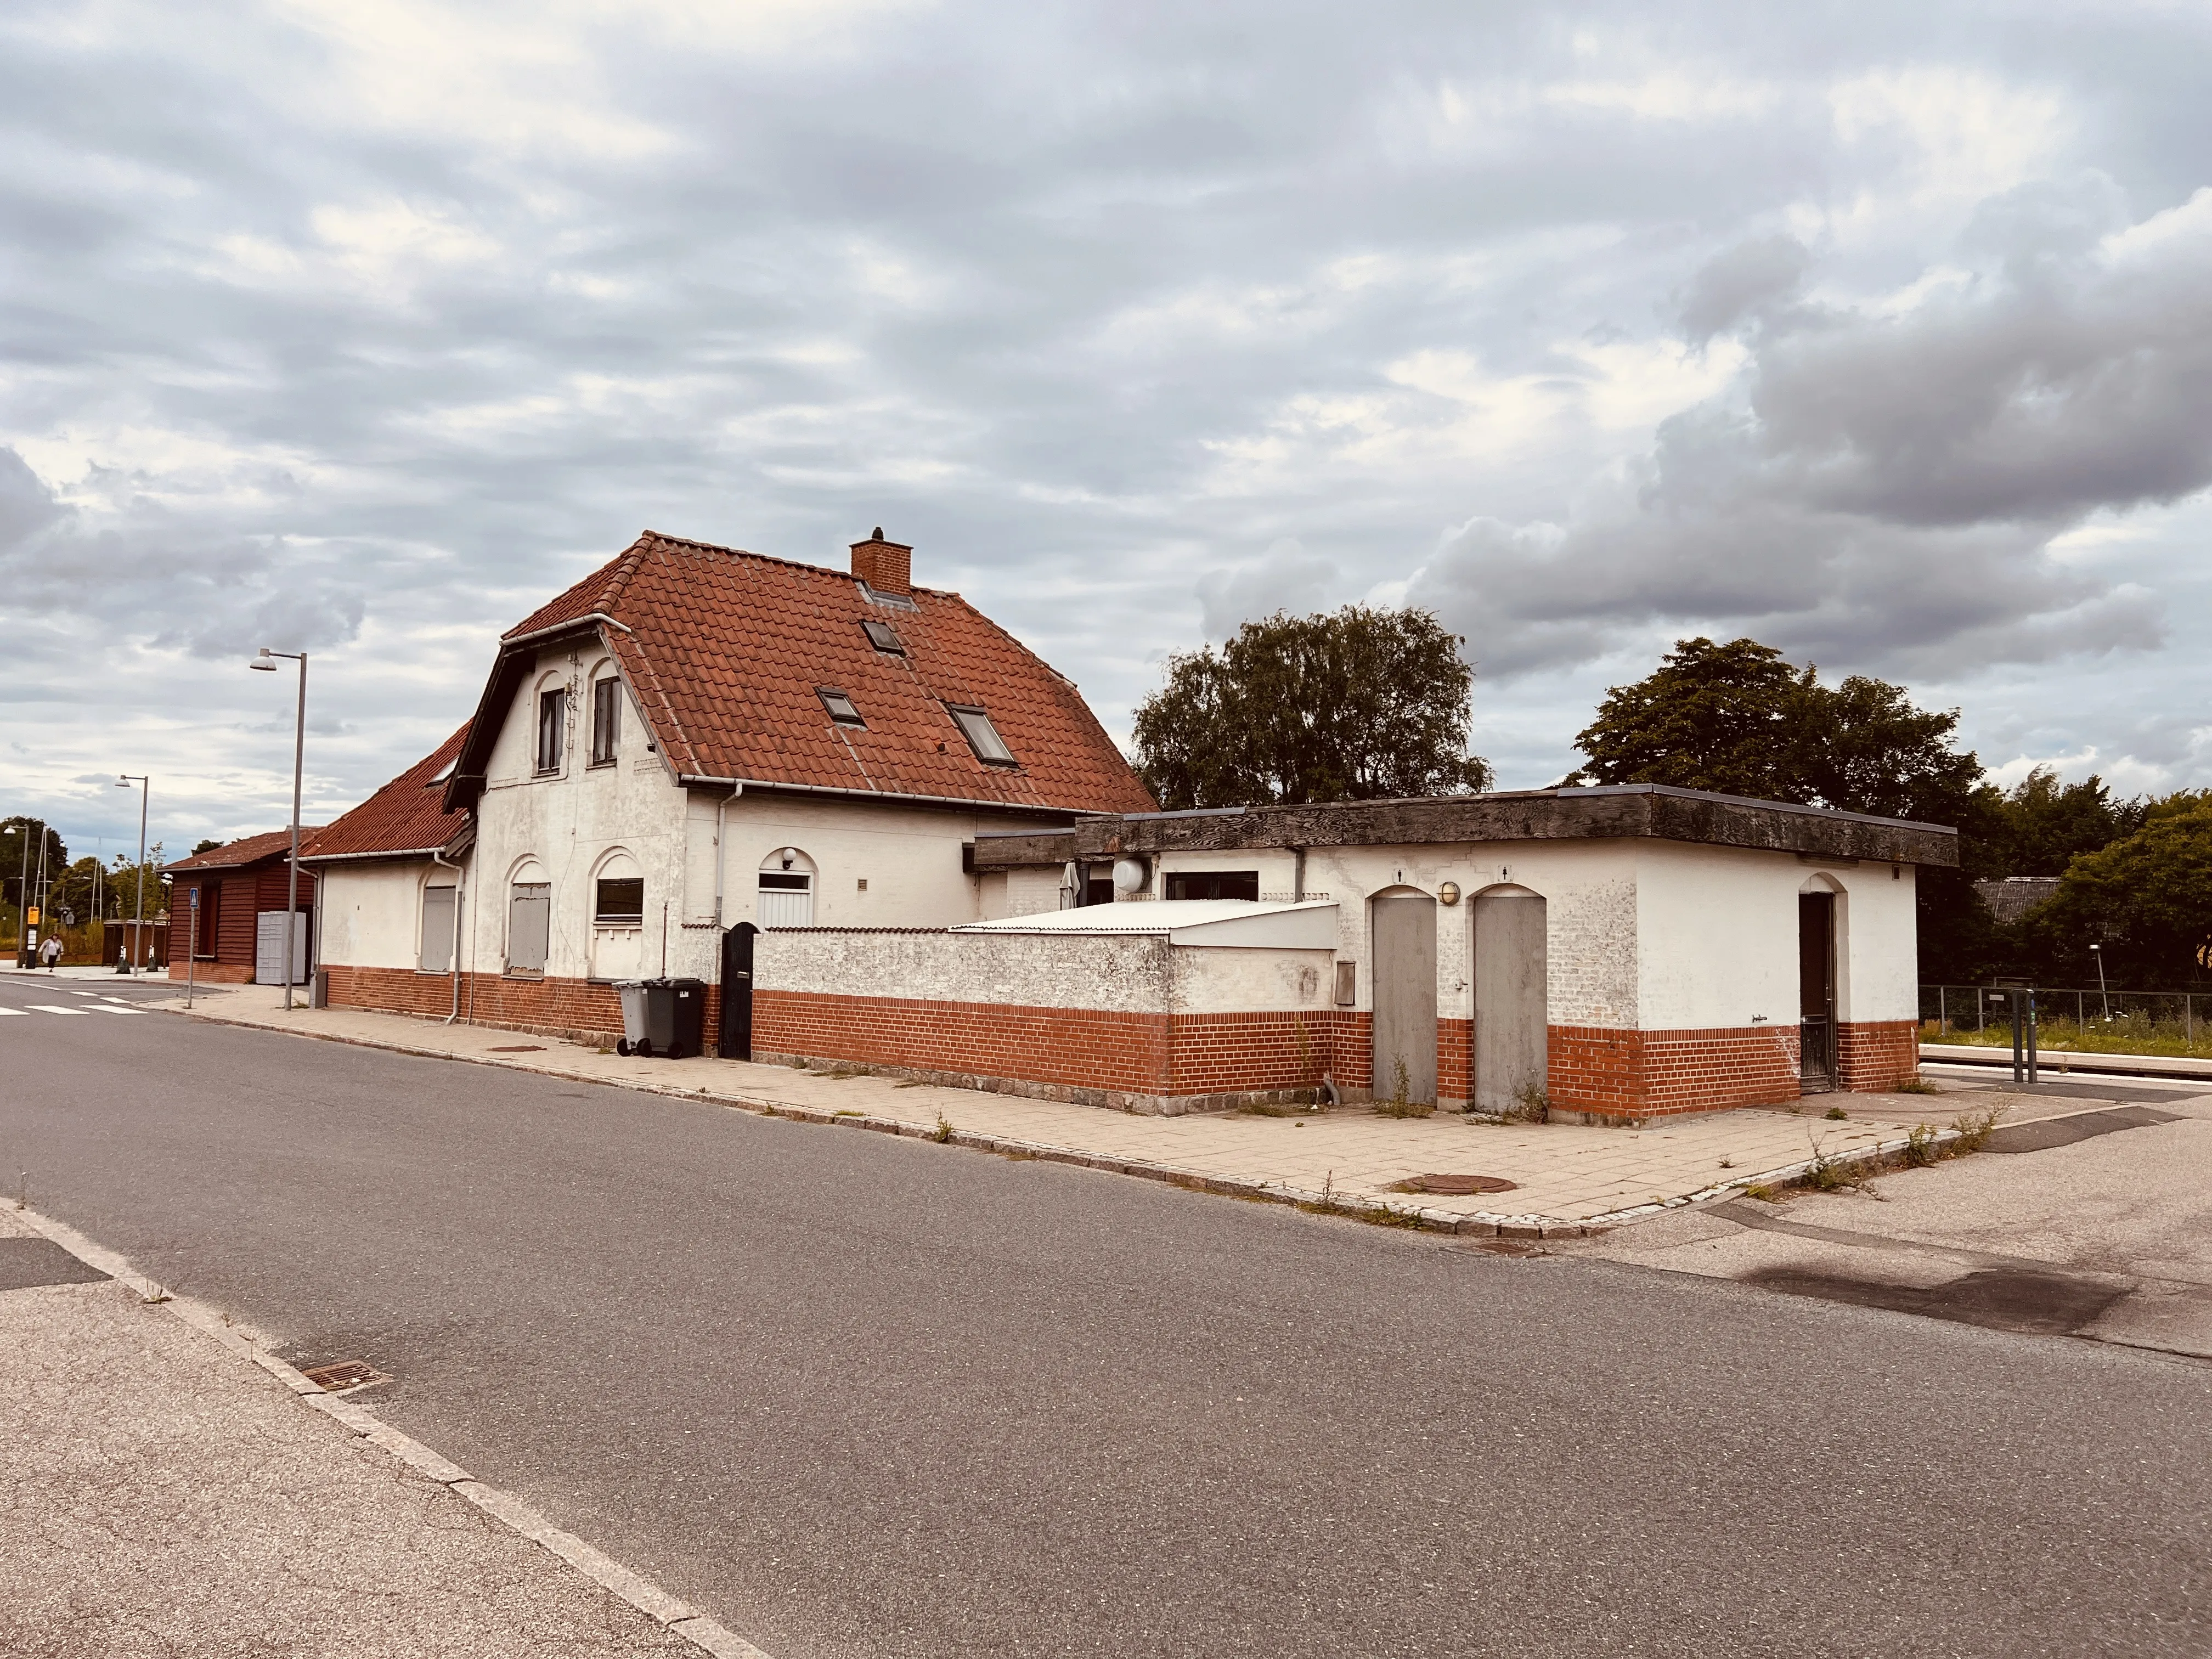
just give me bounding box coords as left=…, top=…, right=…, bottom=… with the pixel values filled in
left=968, top=783, right=1960, bottom=869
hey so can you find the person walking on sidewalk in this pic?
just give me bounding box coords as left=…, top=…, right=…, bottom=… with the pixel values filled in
left=38, top=934, right=64, bottom=972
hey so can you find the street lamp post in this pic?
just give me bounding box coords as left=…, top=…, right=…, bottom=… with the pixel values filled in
left=12, top=815, right=36, bottom=969
left=116, top=777, right=148, bottom=973
left=2090, top=944, right=2109, bottom=1020
left=250, top=647, right=308, bottom=1009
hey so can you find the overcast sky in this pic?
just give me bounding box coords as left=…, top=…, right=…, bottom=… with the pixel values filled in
left=4, top=0, right=2209, bottom=860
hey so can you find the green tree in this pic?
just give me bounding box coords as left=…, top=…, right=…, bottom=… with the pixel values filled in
left=2028, top=794, right=2212, bottom=986
left=1131, top=606, right=1493, bottom=810
left=1572, top=637, right=1998, bottom=979
left=1977, top=767, right=2146, bottom=878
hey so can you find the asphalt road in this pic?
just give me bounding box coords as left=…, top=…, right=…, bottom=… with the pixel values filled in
left=4, top=995, right=2209, bottom=1658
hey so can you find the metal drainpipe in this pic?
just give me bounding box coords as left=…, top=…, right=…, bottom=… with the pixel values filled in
left=432, top=844, right=465, bottom=1023
left=713, top=783, right=744, bottom=926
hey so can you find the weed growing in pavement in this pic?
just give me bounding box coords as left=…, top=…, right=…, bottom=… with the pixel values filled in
left=1742, top=1183, right=1781, bottom=1202
left=15, top=1170, right=25, bottom=1211
left=1374, top=1059, right=1435, bottom=1118
left=1717, top=1157, right=1735, bottom=1169
left=1892, top=1074, right=1942, bottom=1095
left=1800, top=1135, right=1859, bottom=1192
left=1903, top=1122, right=1940, bottom=1166
left=1824, top=1105, right=1849, bottom=1120
left=1505, top=1079, right=1551, bottom=1124
left=832, top=1109, right=865, bottom=1118
left=932, top=1113, right=955, bottom=1143
left=1947, top=1104, right=2005, bottom=1154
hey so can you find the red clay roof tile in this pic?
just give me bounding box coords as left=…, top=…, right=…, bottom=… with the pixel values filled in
left=298, top=726, right=470, bottom=861
left=501, top=532, right=1154, bottom=815
left=166, top=827, right=323, bottom=873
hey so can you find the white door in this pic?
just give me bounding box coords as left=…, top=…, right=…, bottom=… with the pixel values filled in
left=255, top=911, right=310, bottom=984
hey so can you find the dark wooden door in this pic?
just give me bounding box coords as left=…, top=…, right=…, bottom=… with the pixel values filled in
left=1798, top=892, right=1836, bottom=1092
left=720, top=922, right=758, bottom=1060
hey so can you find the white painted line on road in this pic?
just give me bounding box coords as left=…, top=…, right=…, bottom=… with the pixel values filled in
left=0, top=1007, right=25, bottom=1016
left=12, top=1201, right=783, bottom=1659
left=24, top=1005, right=89, bottom=1015
left=82, top=1005, right=146, bottom=1015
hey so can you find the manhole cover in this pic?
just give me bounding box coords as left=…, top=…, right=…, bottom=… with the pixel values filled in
left=1388, top=1173, right=1518, bottom=1196
left=301, top=1359, right=391, bottom=1392
left=488, top=1045, right=545, bottom=1053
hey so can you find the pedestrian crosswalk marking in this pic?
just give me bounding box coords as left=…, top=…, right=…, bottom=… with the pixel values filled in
left=84, top=1005, right=146, bottom=1014
left=0, top=1008, right=25, bottom=1017
left=24, top=1005, right=88, bottom=1015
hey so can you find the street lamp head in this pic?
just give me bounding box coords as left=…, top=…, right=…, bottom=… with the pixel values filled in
left=249, top=647, right=278, bottom=671
left=2090, top=944, right=2101, bottom=952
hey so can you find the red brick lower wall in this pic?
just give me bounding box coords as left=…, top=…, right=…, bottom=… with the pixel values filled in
left=326, top=966, right=702, bottom=1047
left=1837, top=1019, right=1918, bottom=1092
left=170, top=960, right=253, bottom=984
left=327, top=964, right=1913, bottom=1119
left=755, top=991, right=1372, bottom=1107
left=1548, top=1023, right=1803, bottom=1122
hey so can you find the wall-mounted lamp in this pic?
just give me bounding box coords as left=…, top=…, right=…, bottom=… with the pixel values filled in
left=779, top=848, right=795, bottom=871
left=1438, top=881, right=1461, bottom=906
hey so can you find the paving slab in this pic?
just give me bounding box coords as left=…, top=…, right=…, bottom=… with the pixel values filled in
left=0, top=1204, right=704, bottom=1659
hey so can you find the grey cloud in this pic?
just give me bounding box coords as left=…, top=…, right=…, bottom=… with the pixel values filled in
left=1413, top=189, right=2209, bottom=684
left=1195, top=543, right=1340, bottom=638
left=1677, top=235, right=1809, bottom=345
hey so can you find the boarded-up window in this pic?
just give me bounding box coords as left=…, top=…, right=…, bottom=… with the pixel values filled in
left=507, top=881, right=551, bottom=973
left=758, top=871, right=813, bottom=928
left=420, top=885, right=458, bottom=973
left=590, top=678, right=620, bottom=765
left=536, top=689, right=564, bottom=774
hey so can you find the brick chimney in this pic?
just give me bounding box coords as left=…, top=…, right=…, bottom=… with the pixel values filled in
left=850, top=528, right=911, bottom=595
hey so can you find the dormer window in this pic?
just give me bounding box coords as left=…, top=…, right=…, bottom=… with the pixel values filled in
left=947, top=703, right=1016, bottom=766
left=860, top=618, right=904, bottom=654
left=817, top=687, right=866, bottom=727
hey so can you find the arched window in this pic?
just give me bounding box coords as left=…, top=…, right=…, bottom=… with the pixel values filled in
left=589, top=849, right=644, bottom=981
left=534, top=675, right=567, bottom=775
left=758, top=847, right=816, bottom=927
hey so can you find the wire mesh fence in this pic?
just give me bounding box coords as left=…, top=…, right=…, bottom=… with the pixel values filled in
left=1920, top=984, right=2209, bottom=1059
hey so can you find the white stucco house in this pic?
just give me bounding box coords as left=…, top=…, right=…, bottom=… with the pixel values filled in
left=304, top=527, right=1955, bottom=1124
left=302, top=528, right=1156, bottom=1037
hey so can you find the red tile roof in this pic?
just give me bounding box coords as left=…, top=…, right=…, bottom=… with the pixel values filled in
left=301, top=726, right=471, bottom=862
left=166, top=828, right=321, bottom=873
left=483, top=532, right=1155, bottom=815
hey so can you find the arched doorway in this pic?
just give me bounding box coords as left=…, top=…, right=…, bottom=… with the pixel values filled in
left=1369, top=889, right=1438, bottom=1106
left=1798, top=877, right=1842, bottom=1093
left=1471, top=885, right=1547, bottom=1116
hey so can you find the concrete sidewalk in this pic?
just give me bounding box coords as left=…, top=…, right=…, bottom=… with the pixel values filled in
left=0, top=1203, right=768, bottom=1658
left=159, top=990, right=2113, bottom=1237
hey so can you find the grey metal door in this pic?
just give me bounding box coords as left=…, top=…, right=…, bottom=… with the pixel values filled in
left=254, top=910, right=309, bottom=985
left=1370, top=893, right=1438, bottom=1105
left=1799, top=891, right=1837, bottom=1092
left=1472, top=891, right=1548, bottom=1115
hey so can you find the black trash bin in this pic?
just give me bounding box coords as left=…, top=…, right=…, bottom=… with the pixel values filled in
left=641, top=977, right=707, bottom=1059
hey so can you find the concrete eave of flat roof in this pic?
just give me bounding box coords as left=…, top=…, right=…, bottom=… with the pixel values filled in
left=966, top=784, right=1959, bottom=871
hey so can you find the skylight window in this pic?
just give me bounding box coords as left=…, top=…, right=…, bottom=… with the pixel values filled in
left=860, top=618, right=904, bottom=654
left=817, top=687, right=866, bottom=727
left=947, top=704, right=1016, bottom=766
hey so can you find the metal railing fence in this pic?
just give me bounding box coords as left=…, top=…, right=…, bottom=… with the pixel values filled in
left=1919, top=983, right=2205, bottom=1054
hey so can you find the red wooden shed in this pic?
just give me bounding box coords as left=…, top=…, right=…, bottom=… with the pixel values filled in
left=165, top=831, right=321, bottom=985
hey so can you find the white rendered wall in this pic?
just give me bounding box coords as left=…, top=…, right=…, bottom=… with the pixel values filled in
left=1631, top=843, right=1918, bottom=1030
left=757, top=929, right=1331, bottom=1015
left=317, top=860, right=441, bottom=970
left=1282, top=841, right=1640, bottom=1029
